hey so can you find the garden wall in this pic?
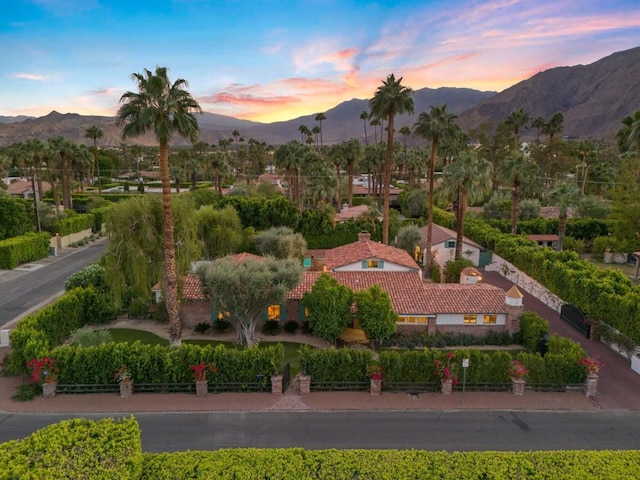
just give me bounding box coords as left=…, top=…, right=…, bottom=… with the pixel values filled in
left=50, top=228, right=93, bottom=249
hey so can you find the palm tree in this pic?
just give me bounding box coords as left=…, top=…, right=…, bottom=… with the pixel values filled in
left=22, top=137, right=47, bottom=201
left=298, top=124, right=310, bottom=144
left=209, top=150, right=227, bottom=193
left=542, top=112, right=564, bottom=185
left=117, top=66, right=202, bottom=347
left=343, top=138, right=363, bottom=207
left=547, top=181, right=580, bottom=251
left=399, top=126, right=412, bottom=180
left=505, top=108, right=531, bottom=151
left=617, top=111, right=640, bottom=156
left=360, top=111, right=370, bottom=146
left=413, top=104, right=458, bottom=278
left=85, top=126, right=104, bottom=193
left=369, top=73, right=414, bottom=244
left=315, top=112, right=326, bottom=148
left=439, top=150, right=492, bottom=259
left=532, top=116, right=545, bottom=143
left=49, top=136, right=75, bottom=210
left=500, top=152, right=538, bottom=234
left=370, top=117, right=381, bottom=144
left=311, top=125, right=321, bottom=149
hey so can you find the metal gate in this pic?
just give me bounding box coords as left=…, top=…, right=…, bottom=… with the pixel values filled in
left=282, top=362, right=290, bottom=393
left=560, top=304, right=590, bottom=338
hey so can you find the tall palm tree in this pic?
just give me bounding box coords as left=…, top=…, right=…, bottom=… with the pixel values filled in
left=315, top=112, right=326, bottom=148
left=548, top=181, right=580, bottom=251
left=500, top=151, right=538, bottom=234
left=399, top=126, right=411, bottom=180
left=439, top=150, right=492, bottom=259
left=22, top=137, right=47, bottom=201
left=343, top=138, right=363, bottom=207
left=542, top=112, right=564, bottom=185
left=505, top=108, right=531, bottom=151
left=360, top=111, right=370, bottom=146
left=531, top=115, right=545, bottom=143
left=298, top=124, right=310, bottom=144
left=413, top=104, right=458, bottom=278
left=312, top=125, right=321, bottom=149
left=49, top=136, right=75, bottom=210
left=85, top=126, right=104, bottom=193
left=369, top=73, right=414, bottom=244
left=117, top=66, right=201, bottom=347
left=370, top=117, right=381, bottom=144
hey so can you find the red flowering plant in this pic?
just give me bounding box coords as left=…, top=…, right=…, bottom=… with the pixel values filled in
left=578, top=356, right=604, bottom=375
left=190, top=363, right=217, bottom=382
left=26, top=357, right=59, bottom=384
left=366, top=363, right=384, bottom=381
left=434, top=352, right=459, bottom=385
left=509, top=360, right=529, bottom=380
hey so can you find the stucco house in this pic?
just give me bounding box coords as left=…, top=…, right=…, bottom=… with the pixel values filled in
left=418, top=224, right=492, bottom=268
left=527, top=234, right=560, bottom=250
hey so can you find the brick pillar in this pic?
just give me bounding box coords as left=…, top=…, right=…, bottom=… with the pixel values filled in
left=440, top=379, right=452, bottom=395
left=271, top=375, right=283, bottom=395
left=427, top=317, right=437, bottom=336
left=590, top=319, right=600, bottom=342
left=370, top=378, right=381, bottom=396
left=585, top=374, right=598, bottom=397
left=511, top=378, right=525, bottom=396
left=506, top=305, right=524, bottom=335
left=299, top=375, right=311, bottom=395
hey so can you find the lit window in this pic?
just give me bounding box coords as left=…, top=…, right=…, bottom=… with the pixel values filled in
left=417, top=317, right=427, bottom=324
left=484, top=315, right=497, bottom=324
left=268, top=304, right=280, bottom=320
left=217, top=311, right=230, bottom=320
left=367, top=260, right=379, bottom=268
left=463, top=315, right=477, bottom=324
left=304, top=307, right=309, bottom=318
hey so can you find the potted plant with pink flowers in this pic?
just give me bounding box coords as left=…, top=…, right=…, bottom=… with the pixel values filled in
left=434, top=352, right=458, bottom=395
left=190, top=362, right=217, bottom=397
left=509, top=360, right=529, bottom=395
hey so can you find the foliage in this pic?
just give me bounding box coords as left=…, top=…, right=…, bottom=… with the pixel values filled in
left=190, top=362, right=217, bottom=382
left=194, top=322, right=211, bottom=334
left=443, top=258, right=474, bottom=283
left=186, top=188, right=223, bottom=208
left=434, top=352, right=459, bottom=384
left=70, top=326, right=113, bottom=347
left=0, top=418, right=143, bottom=479
left=0, top=231, right=50, bottom=269
left=395, top=224, right=422, bottom=257
left=89, top=205, right=114, bottom=232
left=221, top=196, right=301, bottom=231
left=199, top=257, right=302, bottom=346
left=0, top=196, right=33, bottom=240
left=196, top=204, right=243, bottom=259
left=517, top=311, right=550, bottom=352
left=128, top=297, right=151, bottom=319
left=508, top=359, right=529, bottom=379
left=262, top=320, right=282, bottom=336
left=578, top=356, right=604, bottom=375
left=26, top=357, right=58, bottom=384
left=299, top=208, right=384, bottom=249
left=365, top=362, right=384, bottom=380
left=213, top=318, right=231, bottom=333
left=283, top=320, right=299, bottom=333
left=50, top=213, right=95, bottom=236
left=254, top=226, right=307, bottom=259
left=114, top=365, right=133, bottom=383
left=404, top=189, right=429, bottom=218
left=302, top=273, right=354, bottom=344
left=354, top=285, right=397, bottom=345
left=298, top=345, right=373, bottom=381
left=65, top=263, right=108, bottom=292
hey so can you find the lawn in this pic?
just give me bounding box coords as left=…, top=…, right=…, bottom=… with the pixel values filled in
left=108, top=328, right=304, bottom=375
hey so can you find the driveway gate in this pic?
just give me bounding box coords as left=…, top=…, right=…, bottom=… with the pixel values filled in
left=560, top=304, right=590, bottom=338
left=282, top=362, right=290, bottom=393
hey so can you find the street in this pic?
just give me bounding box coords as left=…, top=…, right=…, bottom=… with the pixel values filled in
left=1, top=410, right=639, bottom=452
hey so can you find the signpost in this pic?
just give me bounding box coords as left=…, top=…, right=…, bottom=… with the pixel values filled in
left=461, top=358, right=469, bottom=404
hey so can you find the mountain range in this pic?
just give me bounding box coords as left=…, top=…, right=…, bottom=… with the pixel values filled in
left=0, top=46, right=638, bottom=148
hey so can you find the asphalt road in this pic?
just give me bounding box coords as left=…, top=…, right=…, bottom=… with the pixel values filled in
left=1, top=411, right=640, bottom=452
left=0, top=240, right=106, bottom=326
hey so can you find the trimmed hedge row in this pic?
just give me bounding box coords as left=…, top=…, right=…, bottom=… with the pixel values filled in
left=4, top=419, right=640, bottom=479
left=89, top=205, right=114, bottom=232
left=0, top=417, right=142, bottom=480
left=485, top=217, right=614, bottom=240
left=432, top=208, right=640, bottom=345
left=0, top=231, right=50, bottom=269
left=50, top=213, right=95, bottom=236
left=51, top=342, right=283, bottom=385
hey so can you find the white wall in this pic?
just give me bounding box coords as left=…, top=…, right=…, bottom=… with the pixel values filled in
left=333, top=260, right=414, bottom=272
left=435, top=313, right=506, bottom=325
left=432, top=242, right=481, bottom=267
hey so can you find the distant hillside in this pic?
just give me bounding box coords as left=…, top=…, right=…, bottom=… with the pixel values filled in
left=458, top=46, right=640, bottom=139
left=0, top=115, right=33, bottom=124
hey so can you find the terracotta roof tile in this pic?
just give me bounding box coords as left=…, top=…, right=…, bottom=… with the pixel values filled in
left=421, top=283, right=507, bottom=314
left=418, top=224, right=482, bottom=249
left=326, top=236, right=419, bottom=271
left=334, top=204, right=370, bottom=222
left=182, top=273, right=207, bottom=301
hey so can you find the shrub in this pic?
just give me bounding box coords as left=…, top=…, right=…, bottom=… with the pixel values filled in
left=213, top=318, right=231, bottom=333
left=517, top=311, right=550, bottom=352
left=69, top=326, right=113, bottom=347
left=128, top=298, right=150, bottom=319
left=194, top=322, right=211, bottom=334
left=283, top=320, right=300, bottom=334
left=0, top=231, right=51, bottom=269
left=262, top=320, right=281, bottom=336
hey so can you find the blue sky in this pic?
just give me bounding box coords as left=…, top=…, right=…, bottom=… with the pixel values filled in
left=1, top=0, right=639, bottom=122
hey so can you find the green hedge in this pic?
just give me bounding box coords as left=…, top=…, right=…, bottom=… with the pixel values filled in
left=299, top=346, right=374, bottom=381
left=0, top=231, right=51, bottom=269
left=0, top=418, right=142, bottom=480
left=51, top=342, right=283, bottom=385
left=50, top=213, right=95, bottom=236
left=432, top=207, right=640, bottom=345
left=518, top=311, right=550, bottom=352
left=89, top=205, right=114, bottom=232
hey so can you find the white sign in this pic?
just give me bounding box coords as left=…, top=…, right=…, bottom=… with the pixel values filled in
left=462, top=358, right=469, bottom=368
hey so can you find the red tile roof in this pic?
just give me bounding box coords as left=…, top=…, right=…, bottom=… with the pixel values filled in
left=334, top=204, right=370, bottom=222
left=420, top=283, right=508, bottom=314
left=229, top=252, right=266, bottom=263
left=325, top=234, right=419, bottom=271
left=418, top=224, right=482, bottom=249
left=182, top=273, right=208, bottom=301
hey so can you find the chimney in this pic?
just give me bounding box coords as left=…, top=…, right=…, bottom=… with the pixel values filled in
left=505, top=285, right=524, bottom=335
left=358, top=231, right=371, bottom=242
left=459, top=266, right=482, bottom=284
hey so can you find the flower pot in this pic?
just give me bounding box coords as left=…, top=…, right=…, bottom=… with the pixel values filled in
left=585, top=373, right=598, bottom=397
left=196, top=380, right=208, bottom=397
left=119, top=380, right=133, bottom=398
left=370, top=378, right=382, bottom=396
left=42, top=381, right=57, bottom=399
left=511, top=377, right=525, bottom=396
left=441, top=378, right=453, bottom=395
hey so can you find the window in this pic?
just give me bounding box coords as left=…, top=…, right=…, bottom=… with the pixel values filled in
left=484, top=315, right=497, bottom=324
left=445, top=240, right=456, bottom=249
left=362, top=259, right=385, bottom=269
left=367, top=260, right=379, bottom=268
left=267, top=304, right=280, bottom=320
left=463, top=315, right=477, bottom=324
left=397, top=316, right=427, bottom=324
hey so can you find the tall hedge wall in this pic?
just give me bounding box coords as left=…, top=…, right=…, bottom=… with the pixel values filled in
left=432, top=207, right=640, bottom=345
left=0, top=231, right=51, bottom=269
left=50, top=213, right=95, bottom=236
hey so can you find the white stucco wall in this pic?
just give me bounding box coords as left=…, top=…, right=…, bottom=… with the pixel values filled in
left=436, top=313, right=506, bottom=325
left=333, top=260, right=414, bottom=272
left=432, top=242, right=481, bottom=267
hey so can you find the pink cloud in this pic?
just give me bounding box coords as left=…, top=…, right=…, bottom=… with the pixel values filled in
left=13, top=73, right=45, bottom=81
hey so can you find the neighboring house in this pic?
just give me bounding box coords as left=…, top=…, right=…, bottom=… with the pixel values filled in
left=257, top=172, right=283, bottom=188
left=527, top=234, right=559, bottom=250
left=418, top=224, right=492, bottom=268
left=351, top=184, right=402, bottom=202
left=334, top=204, right=371, bottom=223
left=325, top=231, right=420, bottom=273
left=6, top=180, right=51, bottom=198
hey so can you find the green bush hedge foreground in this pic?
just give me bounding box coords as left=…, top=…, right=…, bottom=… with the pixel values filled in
left=1, top=418, right=639, bottom=480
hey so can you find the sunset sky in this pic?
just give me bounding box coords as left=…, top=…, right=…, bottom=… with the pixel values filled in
left=2, top=0, right=639, bottom=123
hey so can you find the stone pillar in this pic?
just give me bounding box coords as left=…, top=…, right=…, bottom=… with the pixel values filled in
left=511, top=378, right=525, bottom=396
left=196, top=380, right=208, bottom=397
left=585, top=373, right=599, bottom=397
left=299, top=375, right=311, bottom=395
left=589, top=319, right=600, bottom=342
left=271, top=375, right=283, bottom=395
left=119, top=381, right=133, bottom=398
left=42, top=381, right=57, bottom=399
left=370, top=378, right=382, bottom=396
left=441, top=378, right=452, bottom=395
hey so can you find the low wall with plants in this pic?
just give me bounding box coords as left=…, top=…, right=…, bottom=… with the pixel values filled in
left=51, top=342, right=283, bottom=385
left=50, top=213, right=95, bottom=236
left=0, top=231, right=51, bottom=269
left=432, top=208, right=640, bottom=346
left=3, top=418, right=639, bottom=480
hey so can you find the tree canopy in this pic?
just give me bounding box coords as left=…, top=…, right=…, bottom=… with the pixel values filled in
left=354, top=284, right=397, bottom=346
left=303, top=273, right=354, bottom=344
